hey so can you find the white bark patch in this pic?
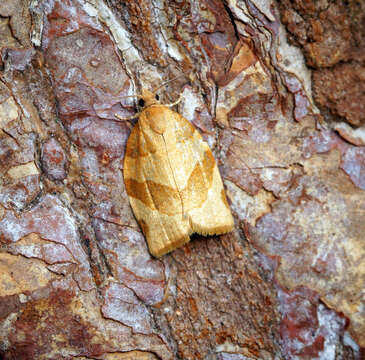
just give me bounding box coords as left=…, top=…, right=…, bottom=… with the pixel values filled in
left=7, top=162, right=39, bottom=179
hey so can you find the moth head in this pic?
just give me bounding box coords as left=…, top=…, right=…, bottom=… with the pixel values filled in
left=139, top=89, right=160, bottom=109
left=139, top=73, right=187, bottom=109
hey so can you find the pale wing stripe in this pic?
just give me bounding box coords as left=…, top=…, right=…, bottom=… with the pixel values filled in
left=138, top=130, right=175, bottom=247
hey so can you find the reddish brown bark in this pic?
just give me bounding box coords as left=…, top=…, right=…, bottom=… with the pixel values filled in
left=0, top=1, right=363, bottom=359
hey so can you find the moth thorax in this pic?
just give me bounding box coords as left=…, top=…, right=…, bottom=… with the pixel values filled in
left=144, top=106, right=168, bottom=134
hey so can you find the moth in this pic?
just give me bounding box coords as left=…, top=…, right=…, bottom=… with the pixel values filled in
left=117, top=88, right=234, bottom=257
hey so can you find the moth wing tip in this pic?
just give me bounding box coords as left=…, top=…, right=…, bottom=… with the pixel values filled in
left=192, top=222, right=234, bottom=237
left=149, top=234, right=191, bottom=258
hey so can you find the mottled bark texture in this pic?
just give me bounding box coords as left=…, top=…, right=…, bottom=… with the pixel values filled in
left=0, top=0, right=364, bottom=359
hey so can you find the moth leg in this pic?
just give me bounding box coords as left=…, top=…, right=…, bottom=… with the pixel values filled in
left=115, top=112, right=140, bottom=121
left=164, top=94, right=182, bottom=108
left=114, top=113, right=139, bottom=130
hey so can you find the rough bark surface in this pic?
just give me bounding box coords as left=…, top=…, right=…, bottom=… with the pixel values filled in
left=0, top=0, right=364, bottom=359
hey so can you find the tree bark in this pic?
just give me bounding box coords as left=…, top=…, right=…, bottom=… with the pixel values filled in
left=0, top=0, right=364, bottom=359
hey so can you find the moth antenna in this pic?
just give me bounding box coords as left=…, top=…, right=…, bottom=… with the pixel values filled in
left=151, top=73, right=187, bottom=94
left=119, top=94, right=143, bottom=100
left=164, top=93, right=182, bottom=107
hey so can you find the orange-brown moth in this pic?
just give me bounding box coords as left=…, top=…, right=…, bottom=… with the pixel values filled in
left=117, top=89, right=234, bottom=257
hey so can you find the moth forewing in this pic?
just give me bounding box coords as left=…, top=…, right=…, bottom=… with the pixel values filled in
left=122, top=90, right=234, bottom=257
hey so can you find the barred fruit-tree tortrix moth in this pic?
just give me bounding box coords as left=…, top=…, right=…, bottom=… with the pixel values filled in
left=119, top=89, right=234, bottom=257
